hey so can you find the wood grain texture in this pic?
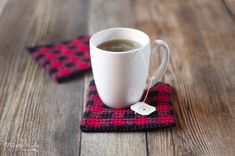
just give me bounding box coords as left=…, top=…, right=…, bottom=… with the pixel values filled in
left=0, top=0, right=234, bottom=156
left=0, top=0, right=88, bottom=155
left=222, top=0, right=235, bottom=24
left=144, top=0, right=235, bottom=156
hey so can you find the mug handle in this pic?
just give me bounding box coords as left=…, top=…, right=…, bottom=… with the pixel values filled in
left=148, top=40, right=170, bottom=88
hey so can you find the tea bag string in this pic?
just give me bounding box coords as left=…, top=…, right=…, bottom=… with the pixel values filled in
left=139, top=50, right=154, bottom=103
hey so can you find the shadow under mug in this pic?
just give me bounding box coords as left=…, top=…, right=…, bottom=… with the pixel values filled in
left=90, top=27, right=170, bottom=109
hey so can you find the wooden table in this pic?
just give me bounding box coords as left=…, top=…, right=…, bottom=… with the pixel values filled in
left=0, top=0, right=234, bottom=155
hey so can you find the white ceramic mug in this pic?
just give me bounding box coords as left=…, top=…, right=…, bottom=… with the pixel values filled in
left=90, top=28, right=170, bottom=109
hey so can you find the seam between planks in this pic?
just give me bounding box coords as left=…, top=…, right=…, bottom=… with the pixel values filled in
left=221, top=0, right=235, bottom=24
left=170, top=130, right=176, bottom=156
left=145, top=132, right=149, bottom=156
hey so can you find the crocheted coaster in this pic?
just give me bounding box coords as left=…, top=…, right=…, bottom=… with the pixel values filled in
left=80, top=80, right=176, bottom=132
left=27, top=36, right=91, bottom=83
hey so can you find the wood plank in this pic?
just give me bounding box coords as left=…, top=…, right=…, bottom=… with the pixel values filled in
left=133, top=0, right=162, bottom=78
left=80, top=1, right=147, bottom=156
left=0, top=0, right=88, bottom=155
left=130, top=1, right=175, bottom=156
left=134, top=1, right=175, bottom=156
left=145, top=0, right=235, bottom=155
left=222, top=0, right=235, bottom=24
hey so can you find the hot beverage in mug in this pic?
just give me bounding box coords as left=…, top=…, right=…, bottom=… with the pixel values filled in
left=90, top=28, right=170, bottom=109
left=97, top=39, right=142, bottom=52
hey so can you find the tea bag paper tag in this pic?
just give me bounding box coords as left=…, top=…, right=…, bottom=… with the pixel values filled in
left=131, top=102, right=156, bottom=116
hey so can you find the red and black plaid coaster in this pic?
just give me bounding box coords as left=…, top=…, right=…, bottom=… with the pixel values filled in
left=80, top=80, right=176, bottom=132
left=27, top=36, right=91, bottom=83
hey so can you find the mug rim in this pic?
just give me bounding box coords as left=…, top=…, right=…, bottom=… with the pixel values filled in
left=89, top=27, right=150, bottom=54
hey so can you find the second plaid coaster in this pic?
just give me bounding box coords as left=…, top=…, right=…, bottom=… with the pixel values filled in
left=27, top=36, right=91, bottom=83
